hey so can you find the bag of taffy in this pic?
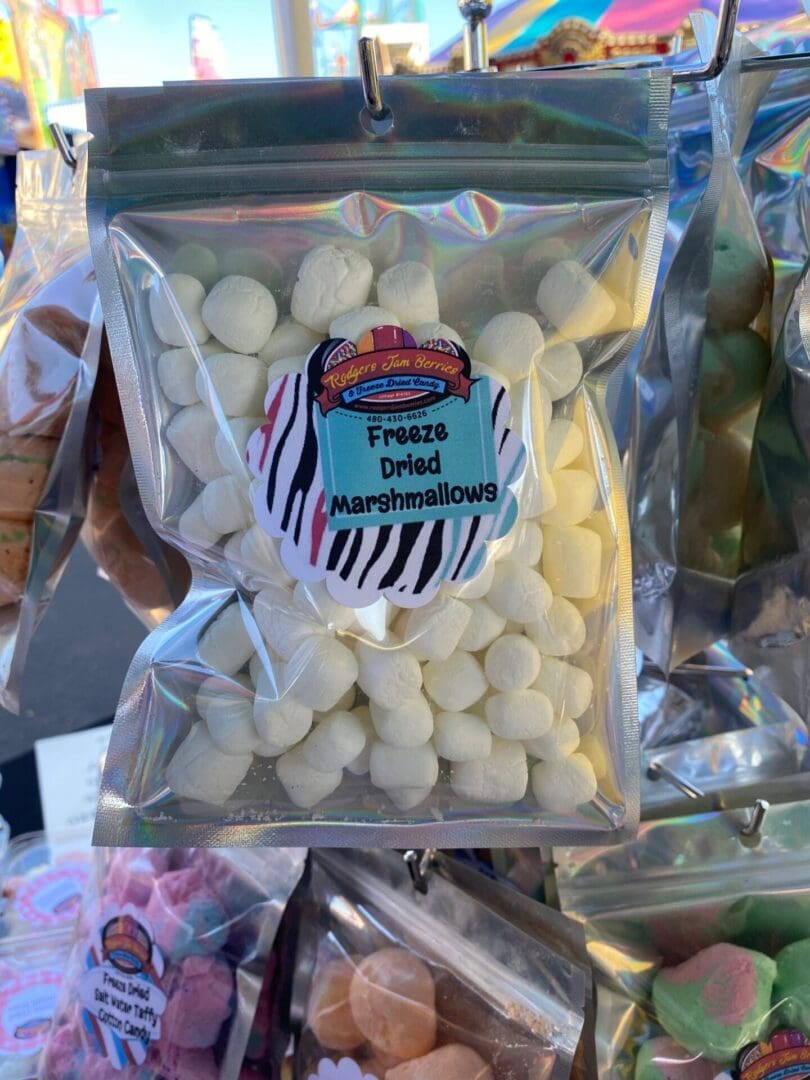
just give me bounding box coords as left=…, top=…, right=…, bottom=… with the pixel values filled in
left=292, top=848, right=587, bottom=1079
left=87, top=68, right=670, bottom=846
left=555, top=800, right=810, bottom=1078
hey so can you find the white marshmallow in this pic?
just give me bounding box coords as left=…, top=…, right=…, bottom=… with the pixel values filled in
left=533, top=657, right=593, bottom=719
left=578, top=732, right=609, bottom=779
left=484, top=634, right=541, bottom=691
left=376, top=261, right=439, bottom=327
left=253, top=672, right=313, bottom=754
left=267, top=356, right=306, bottom=384
left=443, top=557, right=495, bottom=601
left=450, top=737, right=528, bottom=804
left=537, top=339, right=583, bottom=400
left=202, top=475, right=252, bottom=535
left=301, top=710, right=367, bottom=772
left=511, top=379, right=555, bottom=517
left=253, top=584, right=330, bottom=661
left=433, top=712, right=492, bottom=762
left=223, top=530, right=247, bottom=582
left=487, top=561, right=552, bottom=623
left=329, top=305, right=400, bottom=342
left=170, top=243, right=218, bottom=290
left=524, top=715, right=580, bottom=761
left=215, top=416, right=263, bottom=475
left=220, top=248, right=280, bottom=288
left=158, top=347, right=201, bottom=405
left=345, top=706, right=374, bottom=775
left=355, top=636, right=422, bottom=709
left=536, top=261, right=616, bottom=341
left=387, top=786, right=434, bottom=811
left=485, top=688, right=553, bottom=740
left=500, top=520, right=543, bottom=566
left=471, top=360, right=510, bottom=392
left=285, top=636, right=359, bottom=712
left=456, top=599, right=506, bottom=652
left=291, top=245, right=373, bottom=332
left=166, top=722, right=252, bottom=805
left=473, top=312, right=544, bottom=384
left=276, top=749, right=342, bottom=808
left=546, top=419, right=584, bottom=470
left=402, top=595, right=472, bottom=662
left=369, top=741, right=439, bottom=791
left=198, top=602, right=256, bottom=675
left=240, top=527, right=294, bottom=589
left=370, top=693, right=433, bottom=748
left=316, top=685, right=357, bottom=716
left=354, top=598, right=393, bottom=643
left=258, top=318, right=321, bottom=365
left=531, top=753, right=597, bottom=813
left=201, top=275, right=278, bottom=354
left=293, top=579, right=357, bottom=632
left=248, top=649, right=275, bottom=688
left=542, top=525, right=602, bottom=599
left=196, top=353, right=266, bottom=417
left=525, top=596, right=586, bottom=656
left=541, top=469, right=597, bottom=527
left=197, top=674, right=258, bottom=756
left=149, top=273, right=209, bottom=347
left=166, top=404, right=225, bottom=483
left=423, top=651, right=487, bottom=712
left=178, top=494, right=221, bottom=549
left=412, top=321, right=464, bottom=347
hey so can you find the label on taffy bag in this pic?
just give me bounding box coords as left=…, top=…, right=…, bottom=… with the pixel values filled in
left=309, top=1057, right=377, bottom=1080
left=736, top=1029, right=810, bottom=1079
left=77, top=906, right=167, bottom=1070
left=248, top=327, right=526, bottom=608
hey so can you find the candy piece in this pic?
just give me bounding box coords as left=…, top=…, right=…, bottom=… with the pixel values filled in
left=220, top=247, right=281, bottom=288
left=402, top=595, right=472, bottom=662
left=451, top=736, right=528, bottom=804
left=329, top=305, right=401, bottom=342
left=698, top=330, right=770, bottom=428
left=145, top=865, right=228, bottom=961
left=253, top=673, right=313, bottom=754
left=423, top=651, right=487, bottom=711
left=484, top=634, right=541, bottom=692
left=258, top=318, right=321, bottom=365
left=500, top=520, right=543, bottom=566
left=369, top=741, right=439, bottom=792
left=471, top=359, right=511, bottom=391
left=267, top=355, right=306, bottom=382
left=634, top=1036, right=715, bottom=1080
left=412, top=321, right=464, bottom=347
left=150, top=273, right=209, bottom=347
left=291, top=245, right=374, bottom=332
left=166, top=722, right=252, bottom=804
left=443, top=557, right=495, bottom=600
left=349, top=947, right=436, bottom=1059
left=301, top=710, right=367, bottom=771
left=456, top=599, right=506, bottom=652
left=485, top=689, right=552, bottom=740
left=214, top=416, right=262, bottom=475
left=388, top=1044, right=493, bottom=1080
left=253, top=584, right=331, bottom=660
left=240, top=525, right=294, bottom=588
left=105, top=849, right=168, bottom=907
left=433, top=711, right=492, bottom=761
left=541, top=469, right=597, bottom=526
left=197, top=674, right=258, bottom=755
left=162, top=954, right=233, bottom=1048
left=387, top=785, right=434, bottom=810
left=293, top=579, right=357, bottom=631
left=154, top=1045, right=219, bottom=1080
left=195, top=352, right=266, bottom=416
left=355, top=636, right=422, bottom=709
left=652, top=943, right=776, bottom=1065
left=285, top=636, right=358, bottom=713
left=178, top=493, right=221, bottom=549
left=546, top=418, right=584, bottom=470
left=158, top=347, right=201, bottom=405
left=377, top=261, right=439, bottom=326
left=316, top=683, right=357, bottom=716
left=533, top=657, right=592, bottom=719
left=346, top=706, right=375, bottom=775
left=686, top=429, right=749, bottom=533
left=201, top=474, right=252, bottom=534
left=487, top=560, right=552, bottom=622
left=166, top=404, right=226, bottom=482
left=538, top=338, right=583, bottom=400
left=275, top=748, right=342, bottom=808
left=370, top=693, right=433, bottom=748
left=170, top=242, right=219, bottom=289
left=198, top=602, right=255, bottom=675
left=308, top=957, right=365, bottom=1051
left=536, top=261, right=616, bottom=340
left=525, top=596, right=586, bottom=656
left=201, top=275, right=277, bottom=354
left=524, top=715, right=580, bottom=761
left=542, top=524, right=601, bottom=599
left=578, top=732, right=609, bottom=778
left=531, top=752, right=597, bottom=813
left=774, top=938, right=810, bottom=1030
left=706, top=229, right=768, bottom=332
left=473, top=312, right=544, bottom=383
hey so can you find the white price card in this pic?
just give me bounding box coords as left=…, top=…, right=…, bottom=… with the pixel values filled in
left=34, top=725, right=112, bottom=835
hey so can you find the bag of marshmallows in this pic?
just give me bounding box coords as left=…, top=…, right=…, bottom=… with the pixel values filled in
left=88, top=70, right=670, bottom=846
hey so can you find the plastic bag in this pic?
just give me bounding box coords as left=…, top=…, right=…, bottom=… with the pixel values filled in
left=0, top=142, right=104, bottom=712
left=38, top=844, right=306, bottom=1080
left=293, top=848, right=587, bottom=1079
left=88, top=70, right=670, bottom=846
left=555, top=799, right=810, bottom=1078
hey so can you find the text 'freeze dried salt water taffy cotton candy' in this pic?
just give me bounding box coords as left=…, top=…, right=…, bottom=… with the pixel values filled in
left=88, top=69, right=668, bottom=845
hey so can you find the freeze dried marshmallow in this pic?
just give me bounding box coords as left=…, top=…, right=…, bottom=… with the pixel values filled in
left=201, top=475, right=252, bottom=534
left=486, top=560, right=552, bottom=623
left=456, top=599, right=506, bottom=652
left=201, top=275, right=278, bottom=355
left=285, top=636, right=358, bottom=712
left=388, top=786, right=434, bottom=811
left=178, top=494, right=221, bottom=549
left=484, top=634, right=541, bottom=692
left=525, top=595, right=586, bottom=657
left=533, top=657, right=593, bottom=719
left=412, top=321, right=464, bottom=347
left=196, top=353, right=266, bottom=417
left=443, top=557, right=495, bottom=601
left=485, top=689, right=552, bottom=740
left=276, top=748, right=342, bottom=809
left=433, top=712, right=492, bottom=762
left=355, top=636, right=422, bottom=709
left=291, top=245, right=374, bottom=332
left=258, top=318, right=321, bottom=365
left=293, top=579, right=357, bottom=632
left=531, top=753, right=597, bottom=814
left=149, top=273, right=209, bottom=347
left=470, top=360, right=510, bottom=391
left=301, top=711, right=367, bottom=771
left=370, top=693, right=433, bottom=748
left=536, top=261, right=616, bottom=341
left=578, top=733, right=609, bottom=779
left=329, top=305, right=400, bottom=342
left=511, top=379, right=556, bottom=517
left=450, top=736, right=528, bottom=804
left=423, top=651, right=487, bottom=712
left=546, top=418, right=584, bottom=470
left=369, top=740, right=439, bottom=792
left=170, top=242, right=219, bottom=290
left=253, top=584, right=330, bottom=660
left=166, top=404, right=225, bottom=483
left=403, top=595, right=472, bottom=662
left=524, top=716, right=580, bottom=762
left=215, top=416, right=263, bottom=475
left=166, top=722, right=252, bottom=805
left=542, top=524, right=602, bottom=599
left=541, top=469, right=597, bottom=527
left=345, top=706, right=374, bottom=775
left=377, top=261, right=439, bottom=327
left=198, top=602, right=256, bottom=675
left=253, top=673, right=313, bottom=754
left=537, top=339, right=583, bottom=400
left=500, top=520, right=543, bottom=566
left=473, top=312, right=544, bottom=383
left=158, top=347, right=201, bottom=405
left=197, top=675, right=258, bottom=756
left=241, top=525, right=293, bottom=588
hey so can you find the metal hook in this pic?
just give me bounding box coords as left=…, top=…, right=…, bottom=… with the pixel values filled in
left=673, top=661, right=754, bottom=679
left=459, top=1, right=492, bottom=72
left=646, top=760, right=706, bottom=800
left=403, top=849, right=436, bottom=894
left=48, top=122, right=77, bottom=170
left=358, top=37, right=391, bottom=125
left=740, top=52, right=810, bottom=74
left=671, top=0, right=739, bottom=83
left=740, top=798, right=769, bottom=844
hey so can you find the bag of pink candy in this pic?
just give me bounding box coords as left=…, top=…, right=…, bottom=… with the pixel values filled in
left=37, top=845, right=305, bottom=1080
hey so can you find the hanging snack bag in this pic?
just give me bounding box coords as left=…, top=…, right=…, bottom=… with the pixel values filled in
left=0, top=142, right=104, bottom=711
left=88, top=69, right=670, bottom=846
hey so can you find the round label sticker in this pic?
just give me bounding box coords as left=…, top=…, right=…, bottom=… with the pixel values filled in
left=15, top=861, right=89, bottom=930
left=0, top=968, right=61, bottom=1055
left=309, top=1058, right=377, bottom=1080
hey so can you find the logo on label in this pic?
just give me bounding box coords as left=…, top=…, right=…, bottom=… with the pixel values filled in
left=16, top=861, right=89, bottom=929
left=0, top=966, right=61, bottom=1055
left=247, top=326, right=526, bottom=608
left=736, top=1029, right=810, bottom=1079
left=308, top=1057, right=377, bottom=1080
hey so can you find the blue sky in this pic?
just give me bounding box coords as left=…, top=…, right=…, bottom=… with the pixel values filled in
left=89, top=1, right=462, bottom=86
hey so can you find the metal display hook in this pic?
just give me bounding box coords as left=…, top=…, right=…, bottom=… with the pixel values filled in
left=739, top=798, right=770, bottom=846
left=48, top=122, right=77, bottom=171
left=403, top=848, right=437, bottom=894
left=358, top=36, right=393, bottom=134
left=646, top=760, right=706, bottom=800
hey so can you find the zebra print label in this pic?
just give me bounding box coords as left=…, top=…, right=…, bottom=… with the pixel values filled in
left=247, top=326, right=526, bottom=609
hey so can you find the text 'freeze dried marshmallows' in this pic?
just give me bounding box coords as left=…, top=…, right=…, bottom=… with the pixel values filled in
left=88, top=72, right=668, bottom=844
